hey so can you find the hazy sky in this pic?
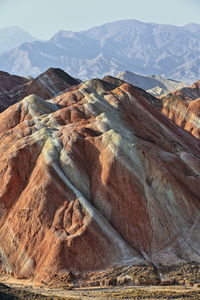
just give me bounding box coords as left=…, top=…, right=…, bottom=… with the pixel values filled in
left=0, top=0, right=200, bottom=39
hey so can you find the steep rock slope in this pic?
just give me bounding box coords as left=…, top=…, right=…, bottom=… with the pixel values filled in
left=0, top=78, right=199, bottom=281
left=0, top=68, right=80, bottom=112
left=0, top=71, right=30, bottom=112
left=0, top=20, right=200, bottom=82
left=0, top=71, right=28, bottom=90
left=162, top=80, right=200, bottom=138
left=19, top=67, right=81, bottom=100
left=116, top=71, right=187, bottom=96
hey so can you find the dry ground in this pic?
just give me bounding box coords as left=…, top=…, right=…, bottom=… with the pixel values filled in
left=1, top=276, right=200, bottom=300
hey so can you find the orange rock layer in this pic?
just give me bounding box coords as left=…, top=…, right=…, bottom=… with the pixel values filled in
left=161, top=79, right=200, bottom=139
left=0, top=78, right=200, bottom=280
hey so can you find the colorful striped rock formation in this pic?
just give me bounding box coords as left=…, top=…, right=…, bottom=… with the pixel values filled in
left=162, top=80, right=200, bottom=139
left=0, top=68, right=80, bottom=112
left=0, top=77, right=200, bottom=281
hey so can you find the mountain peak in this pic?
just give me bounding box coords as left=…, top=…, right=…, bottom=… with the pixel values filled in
left=0, top=20, right=200, bottom=82
left=51, top=30, right=76, bottom=41
left=0, top=68, right=80, bottom=112
left=0, top=72, right=200, bottom=282
left=0, top=26, right=36, bottom=54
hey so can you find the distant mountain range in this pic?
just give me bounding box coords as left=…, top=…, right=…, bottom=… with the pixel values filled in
left=0, top=26, right=36, bottom=54
left=0, top=20, right=200, bottom=83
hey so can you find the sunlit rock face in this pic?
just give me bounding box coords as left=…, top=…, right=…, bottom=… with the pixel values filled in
left=162, top=80, right=200, bottom=139
left=0, top=77, right=200, bottom=281
left=0, top=68, right=80, bottom=112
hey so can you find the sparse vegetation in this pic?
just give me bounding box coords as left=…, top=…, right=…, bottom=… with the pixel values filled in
left=0, top=283, right=63, bottom=300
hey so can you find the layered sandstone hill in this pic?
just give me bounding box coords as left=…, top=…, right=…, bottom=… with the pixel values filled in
left=0, top=68, right=80, bottom=112
left=0, top=76, right=200, bottom=281
left=162, top=80, right=200, bottom=139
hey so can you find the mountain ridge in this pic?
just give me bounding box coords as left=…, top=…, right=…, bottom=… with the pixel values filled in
left=0, top=68, right=80, bottom=112
left=0, top=26, right=36, bottom=54
left=0, top=73, right=200, bottom=282
left=0, top=19, right=200, bottom=82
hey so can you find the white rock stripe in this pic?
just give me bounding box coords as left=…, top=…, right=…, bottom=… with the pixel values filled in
left=51, top=160, right=143, bottom=263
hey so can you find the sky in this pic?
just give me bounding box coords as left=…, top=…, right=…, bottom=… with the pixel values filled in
left=0, top=0, right=200, bottom=39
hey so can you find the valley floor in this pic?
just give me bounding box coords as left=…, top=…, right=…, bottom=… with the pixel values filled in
left=1, top=276, right=200, bottom=300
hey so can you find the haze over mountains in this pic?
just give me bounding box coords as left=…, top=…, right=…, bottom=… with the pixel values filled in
left=116, top=71, right=187, bottom=96
left=0, top=20, right=200, bottom=83
left=0, top=26, right=36, bottom=54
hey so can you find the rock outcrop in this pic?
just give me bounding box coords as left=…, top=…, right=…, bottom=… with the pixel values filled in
left=0, top=76, right=200, bottom=281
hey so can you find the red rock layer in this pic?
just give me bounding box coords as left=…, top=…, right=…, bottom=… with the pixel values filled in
left=0, top=71, right=28, bottom=91
left=161, top=79, right=200, bottom=139
left=0, top=71, right=29, bottom=111
left=162, top=96, right=200, bottom=139
left=0, top=78, right=200, bottom=280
